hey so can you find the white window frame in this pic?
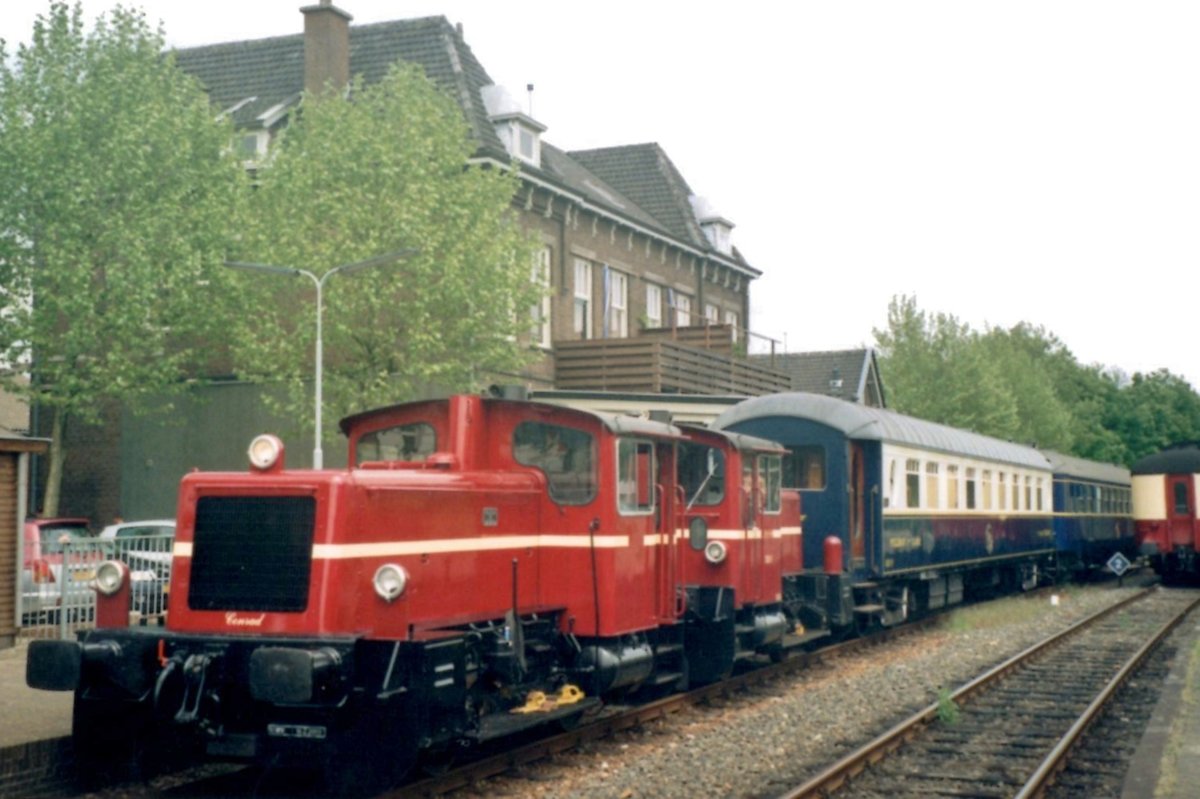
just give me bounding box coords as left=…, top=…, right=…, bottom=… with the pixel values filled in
left=705, top=303, right=720, bottom=325
left=724, top=309, right=740, bottom=342
left=530, top=246, right=552, bottom=348
left=607, top=270, right=628, bottom=338
left=645, top=284, right=663, bottom=328
left=573, top=258, right=592, bottom=339
left=673, top=292, right=692, bottom=327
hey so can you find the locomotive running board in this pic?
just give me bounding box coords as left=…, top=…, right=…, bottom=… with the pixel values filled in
left=475, top=697, right=602, bottom=743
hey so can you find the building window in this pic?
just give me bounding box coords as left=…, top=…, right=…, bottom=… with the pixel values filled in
left=671, top=291, right=691, bottom=327
left=573, top=258, right=592, bottom=339
left=724, top=309, right=740, bottom=342
left=705, top=303, right=720, bottom=325
left=606, top=268, right=628, bottom=338
left=530, top=246, right=551, bottom=348
left=645, top=284, right=663, bottom=328
left=906, top=459, right=920, bottom=508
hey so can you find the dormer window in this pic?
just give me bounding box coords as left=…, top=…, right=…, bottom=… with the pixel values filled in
left=481, top=84, right=546, bottom=168
left=688, top=195, right=734, bottom=255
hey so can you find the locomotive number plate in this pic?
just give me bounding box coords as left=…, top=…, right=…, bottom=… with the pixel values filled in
left=267, top=723, right=328, bottom=740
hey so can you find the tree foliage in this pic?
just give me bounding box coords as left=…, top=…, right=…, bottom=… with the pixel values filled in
left=228, top=64, right=540, bottom=443
left=0, top=2, right=245, bottom=513
left=874, top=295, right=1200, bottom=466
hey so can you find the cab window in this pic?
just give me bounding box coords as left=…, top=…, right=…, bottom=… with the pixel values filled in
left=760, top=454, right=782, bottom=513
left=679, top=441, right=724, bottom=507
left=617, top=438, right=655, bottom=514
left=513, top=421, right=596, bottom=505
left=356, top=422, right=436, bottom=464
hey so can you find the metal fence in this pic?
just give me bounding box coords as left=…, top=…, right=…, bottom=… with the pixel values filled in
left=18, top=534, right=173, bottom=640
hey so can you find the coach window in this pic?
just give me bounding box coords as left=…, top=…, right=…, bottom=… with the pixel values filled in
left=679, top=441, right=724, bottom=507
left=760, top=454, right=782, bottom=513
left=965, top=468, right=977, bottom=510
left=1025, top=476, right=1033, bottom=511
left=998, top=473, right=1007, bottom=510
left=617, top=438, right=655, bottom=514
left=1011, top=472, right=1020, bottom=511
left=981, top=470, right=993, bottom=510
left=513, top=421, right=597, bottom=505
left=784, top=445, right=825, bottom=490
left=947, top=465, right=960, bottom=510
left=1036, top=477, right=1045, bottom=511
left=356, top=422, right=436, bottom=465
left=925, top=462, right=940, bottom=509
left=906, top=459, right=921, bottom=508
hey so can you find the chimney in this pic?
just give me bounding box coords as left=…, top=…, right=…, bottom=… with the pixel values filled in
left=301, top=1, right=352, bottom=94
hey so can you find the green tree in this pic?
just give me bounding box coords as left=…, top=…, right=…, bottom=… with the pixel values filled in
left=1109, top=369, right=1200, bottom=462
left=873, top=295, right=1020, bottom=438
left=978, top=323, right=1075, bottom=451
left=0, top=3, right=245, bottom=514
left=229, top=64, right=539, bottom=445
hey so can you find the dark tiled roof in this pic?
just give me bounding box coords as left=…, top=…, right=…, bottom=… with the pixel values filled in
left=173, top=17, right=506, bottom=158
left=569, top=144, right=705, bottom=249
left=752, top=349, right=884, bottom=405
left=171, top=14, right=755, bottom=275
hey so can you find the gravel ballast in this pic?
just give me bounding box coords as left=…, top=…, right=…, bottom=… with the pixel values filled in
left=464, top=584, right=1152, bottom=799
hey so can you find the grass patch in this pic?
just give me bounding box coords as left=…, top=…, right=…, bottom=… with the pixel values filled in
left=943, top=590, right=1070, bottom=634
left=935, top=687, right=960, bottom=724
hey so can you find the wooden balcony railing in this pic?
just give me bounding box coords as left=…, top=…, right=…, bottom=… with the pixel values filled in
left=554, top=335, right=790, bottom=396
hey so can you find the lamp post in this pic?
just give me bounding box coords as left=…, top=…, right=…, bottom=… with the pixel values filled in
left=224, top=249, right=416, bottom=468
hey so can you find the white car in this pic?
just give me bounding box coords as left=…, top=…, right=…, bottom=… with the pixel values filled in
left=98, top=519, right=175, bottom=615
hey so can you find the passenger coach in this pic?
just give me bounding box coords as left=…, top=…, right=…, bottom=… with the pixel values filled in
left=713, top=393, right=1056, bottom=633
left=1041, top=450, right=1134, bottom=577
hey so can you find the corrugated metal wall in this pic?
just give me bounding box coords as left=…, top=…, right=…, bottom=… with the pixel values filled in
left=0, top=454, right=18, bottom=643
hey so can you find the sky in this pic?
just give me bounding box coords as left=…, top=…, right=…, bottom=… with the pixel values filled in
left=3, top=1, right=1198, bottom=389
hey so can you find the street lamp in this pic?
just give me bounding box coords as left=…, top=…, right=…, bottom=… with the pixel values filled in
left=224, top=248, right=417, bottom=468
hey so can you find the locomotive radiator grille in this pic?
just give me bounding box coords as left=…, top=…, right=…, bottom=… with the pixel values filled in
left=189, top=496, right=316, bottom=612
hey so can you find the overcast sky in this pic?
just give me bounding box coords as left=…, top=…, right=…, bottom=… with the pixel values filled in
left=4, top=1, right=1197, bottom=389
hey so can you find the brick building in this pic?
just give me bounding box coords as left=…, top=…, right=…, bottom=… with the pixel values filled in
left=48, top=1, right=790, bottom=523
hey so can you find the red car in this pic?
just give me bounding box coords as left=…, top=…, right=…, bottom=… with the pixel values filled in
left=20, top=517, right=98, bottom=623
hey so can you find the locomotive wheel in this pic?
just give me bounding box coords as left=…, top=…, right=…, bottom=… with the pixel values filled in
left=320, top=707, right=418, bottom=796
left=72, top=697, right=162, bottom=790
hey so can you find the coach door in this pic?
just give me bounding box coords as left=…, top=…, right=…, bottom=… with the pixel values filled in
left=1166, top=475, right=1195, bottom=548
left=849, top=443, right=866, bottom=567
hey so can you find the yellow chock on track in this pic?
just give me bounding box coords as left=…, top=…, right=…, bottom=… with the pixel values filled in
left=511, top=684, right=586, bottom=714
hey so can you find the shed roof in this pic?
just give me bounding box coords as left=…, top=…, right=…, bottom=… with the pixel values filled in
left=713, top=392, right=1050, bottom=470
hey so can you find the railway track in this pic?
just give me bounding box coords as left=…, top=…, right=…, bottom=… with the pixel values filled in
left=779, top=586, right=1200, bottom=799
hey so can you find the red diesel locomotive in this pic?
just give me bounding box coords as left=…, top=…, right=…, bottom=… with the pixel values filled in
left=27, top=394, right=801, bottom=790
left=1133, top=442, right=1200, bottom=583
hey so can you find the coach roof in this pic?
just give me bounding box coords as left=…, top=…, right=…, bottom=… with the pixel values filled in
left=1041, top=450, right=1131, bottom=485
left=714, top=392, right=1050, bottom=471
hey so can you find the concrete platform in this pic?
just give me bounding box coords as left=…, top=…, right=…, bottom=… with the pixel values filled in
left=1122, top=612, right=1200, bottom=799
left=0, top=638, right=72, bottom=749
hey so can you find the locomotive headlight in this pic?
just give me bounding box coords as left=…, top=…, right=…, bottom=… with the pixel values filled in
left=94, top=560, right=126, bottom=596
left=704, top=540, right=728, bottom=565
left=373, top=563, right=409, bottom=602
left=248, top=434, right=284, bottom=471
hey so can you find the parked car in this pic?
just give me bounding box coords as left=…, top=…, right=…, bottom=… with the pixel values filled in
left=20, top=517, right=99, bottom=624
left=98, top=519, right=175, bottom=616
